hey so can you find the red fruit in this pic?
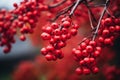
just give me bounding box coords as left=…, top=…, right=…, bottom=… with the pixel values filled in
left=41, top=32, right=51, bottom=40
left=72, top=24, right=79, bottom=29
left=79, top=60, right=85, bottom=65
left=115, top=25, right=120, bottom=32
left=104, top=38, right=112, bottom=45
left=109, top=26, right=115, bottom=32
left=93, top=50, right=100, bottom=57
left=57, top=41, right=66, bottom=48
left=89, top=41, right=96, bottom=47
left=70, top=28, right=77, bottom=36
left=53, top=35, right=61, bottom=41
left=61, top=28, right=68, bottom=34
left=20, top=35, right=26, bottom=41
left=75, top=67, right=83, bottom=75
left=86, top=45, right=93, bottom=53
left=62, top=21, right=71, bottom=28
left=46, top=45, right=54, bottom=51
left=92, top=67, right=99, bottom=74
left=82, top=50, right=88, bottom=57
left=96, top=46, right=102, bottom=52
left=98, top=36, right=104, bottom=43
left=54, top=50, right=62, bottom=57
left=53, top=29, right=61, bottom=35
left=45, top=27, right=52, bottom=33
left=83, top=68, right=90, bottom=75
left=89, top=57, right=95, bottom=63
left=84, top=57, right=90, bottom=63
left=51, top=23, right=58, bottom=29
left=45, top=54, right=53, bottom=61
left=104, top=18, right=113, bottom=26
left=102, top=29, right=110, bottom=36
left=61, top=34, right=67, bottom=41
left=80, top=42, right=87, bottom=49
left=41, top=47, right=48, bottom=55
left=73, top=50, right=82, bottom=58
left=3, top=47, right=11, bottom=53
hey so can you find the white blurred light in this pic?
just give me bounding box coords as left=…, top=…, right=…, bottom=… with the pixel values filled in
left=0, top=0, right=22, bottom=9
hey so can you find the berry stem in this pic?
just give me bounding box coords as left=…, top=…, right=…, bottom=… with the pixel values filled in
left=48, top=0, right=66, bottom=8
left=69, top=0, right=84, bottom=17
left=84, top=0, right=97, bottom=29
left=51, top=2, right=75, bottom=21
left=92, top=0, right=110, bottom=41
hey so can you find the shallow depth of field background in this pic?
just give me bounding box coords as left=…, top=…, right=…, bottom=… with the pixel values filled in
left=0, top=0, right=39, bottom=80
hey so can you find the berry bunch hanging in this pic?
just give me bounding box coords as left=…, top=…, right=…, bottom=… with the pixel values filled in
left=41, top=16, right=79, bottom=61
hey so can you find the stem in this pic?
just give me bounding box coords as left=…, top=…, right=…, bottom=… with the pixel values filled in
left=84, top=0, right=97, bottom=29
left=69, top=0, right=84, bottom=17
left=88, top=4, right=105, bottom=8
left=92, top=0, right=110, bottom=41
left=48, top=0, right=66, bottom=8
left=50, top=2, right=75, bottom=22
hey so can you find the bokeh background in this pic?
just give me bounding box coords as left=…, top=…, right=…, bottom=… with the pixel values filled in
left=0, top=0, right=39, bottom=80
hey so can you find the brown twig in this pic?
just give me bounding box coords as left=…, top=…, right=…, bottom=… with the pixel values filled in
left=48, top=0, right=66, bottom=8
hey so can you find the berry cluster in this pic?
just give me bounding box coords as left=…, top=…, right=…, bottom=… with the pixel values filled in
left=74, top=17, right=120, bottom=75
left=73, top=39, right=101, bottom=75
left=41, top=16, right=79, bottom=61
left=0, top=0, right=49, bottom=53
left=98, top=17, right=120, bottom=47
left=0, top=9, right=16, bottom=53
left=13, top=0, right=48, bottom=40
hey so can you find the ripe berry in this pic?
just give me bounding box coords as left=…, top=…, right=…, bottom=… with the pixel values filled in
left=86, top=45, right=93, bottom=53
left=20, top=35, right=26, bottom=41
left=41, top=32, right=51, bottom=40
left=75, top=67, right=83, bottom=75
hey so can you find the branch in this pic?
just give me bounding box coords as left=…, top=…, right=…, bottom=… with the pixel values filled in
left=69, top=0, right=84, bottom=17
left=50, top=2, right=75, bottom=21
left=92, top=0, right=110, bottom=41
left=48, top=0, right=66, bottom=8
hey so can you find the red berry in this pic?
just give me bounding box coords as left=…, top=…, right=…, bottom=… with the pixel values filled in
left=45, top=54, right=53, bottom=61
left=86, top=45, right=93, bottom=53
left=62, top=21, right=70, bottom=28
left=83, top=68, right=90, bottom=75
left=70, top=28, right=77, bottom=36
left=41, top=32, right=51, bottom=40
left=75, top=67, right=83, bottom=75
left=20, top=35, right=26, bottom=41
left=92, top=67, right=99, bottom=74
left=104, top=38, right=112, bottom=45
left=41, top=47, right=48, bottom=55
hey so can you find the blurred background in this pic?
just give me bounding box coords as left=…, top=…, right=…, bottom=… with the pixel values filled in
left=0, top=0, right=39, bottom=80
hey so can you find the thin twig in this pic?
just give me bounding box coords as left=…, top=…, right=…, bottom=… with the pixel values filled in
left=84, top=0, right=97, bottom=29
left=50, top=2, right=75, bottom=22
left=78, top=35, right=92, bottom=45
left=69, top=0, right=84, bottom=17
left=88, top=4, right=105, bottom=8
left=92, top=0, right=110, bottom=41
left=48, top=0, right=66, bottom=8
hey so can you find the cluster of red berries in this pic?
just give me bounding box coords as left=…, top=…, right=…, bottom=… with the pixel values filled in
left=0, top=0, right=49, bottom=53
left=0, top=9, right=16, bottom=53
left=41, top=16, right=79, bottom=61
left=98, top=17, right=120, bottom=47
left=74, top=17, right=120, bottom=75
left=13, top=0, right=48, bottom=41
left=73, top=39, right=101, bottom=75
